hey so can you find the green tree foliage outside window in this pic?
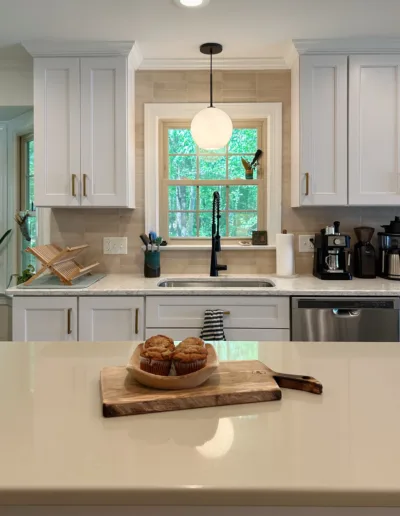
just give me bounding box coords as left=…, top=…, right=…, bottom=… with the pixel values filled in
left=167, top=127, right=262, bottom=239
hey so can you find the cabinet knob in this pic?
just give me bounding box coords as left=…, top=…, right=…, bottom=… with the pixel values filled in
left=71, top=174, right=77, bottom=197
left=67, top=308, right=72, bottom=335
left=305, top=172, right=310, bottom=196
left=83, top=174, right=88, bottom=197
left=135, top=308, right=139, bottom=335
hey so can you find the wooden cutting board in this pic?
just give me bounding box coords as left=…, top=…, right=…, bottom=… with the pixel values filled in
left=100, top=360, right=322, bottom=418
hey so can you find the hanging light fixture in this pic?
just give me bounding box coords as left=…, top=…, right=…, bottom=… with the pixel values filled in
left=191, top=43, right=233, bottom=150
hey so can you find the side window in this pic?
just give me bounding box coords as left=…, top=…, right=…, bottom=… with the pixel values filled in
left=20, top=134, right=36, bottom=270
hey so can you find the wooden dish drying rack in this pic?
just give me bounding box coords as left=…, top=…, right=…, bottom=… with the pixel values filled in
left=24, top=244, right=99, bottom=286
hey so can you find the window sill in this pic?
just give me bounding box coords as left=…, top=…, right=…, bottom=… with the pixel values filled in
left=141, top=244, right=276, bottom=252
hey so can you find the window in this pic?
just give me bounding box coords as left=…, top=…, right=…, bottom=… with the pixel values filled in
left=161, top=122, right=264, bottom=240
left=20, top=134, right=36, bottom=270
left=145, top=102, right=282, bottom=248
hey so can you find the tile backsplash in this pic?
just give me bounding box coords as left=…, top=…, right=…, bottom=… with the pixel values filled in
left=50, top=70, right=397, bottom=275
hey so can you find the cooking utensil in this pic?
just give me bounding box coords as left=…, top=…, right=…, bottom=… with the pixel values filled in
left=155, top=237, right=163, bottom=252
left=140, top=233, right=150, bottom=251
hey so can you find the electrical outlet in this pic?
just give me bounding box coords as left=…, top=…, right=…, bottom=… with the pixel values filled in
left=299, top=235, right=315, bottom=253
left=103, top=237, right=128, bottom=255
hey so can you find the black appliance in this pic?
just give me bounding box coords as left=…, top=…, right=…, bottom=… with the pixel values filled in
left=353, top=226, right=376, bottom=278
left=313, top=221, right=352, bottom=280
left=378, top=217, right=400, bottom=279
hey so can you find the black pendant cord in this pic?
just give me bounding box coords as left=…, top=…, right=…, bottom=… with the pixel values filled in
left=209, top=49, right=213, bottom=108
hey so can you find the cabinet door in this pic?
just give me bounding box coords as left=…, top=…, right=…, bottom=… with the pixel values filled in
left=298, top=55, right=348, bottom=206
left=349, top=55, right=400, bottom=205
left=145, top=328, right=290, bottom=342
left=146, top=297, right=290, bottom=330
left=80, top=57, right=132, bottom=208
left=34, top=58, right=81, bottom=207
left=12, top=297, right=77, bottom=341
left=79, top=297, right=144, bottom=341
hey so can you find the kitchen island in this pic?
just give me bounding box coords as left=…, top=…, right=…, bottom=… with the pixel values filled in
left=1, top=341, right=400, bottom=515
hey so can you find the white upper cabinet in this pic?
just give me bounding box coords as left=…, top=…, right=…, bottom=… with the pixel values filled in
left=80, top=57, right=132, bottom=207
left=27, top=42, right=138, bottom=209
left=349, top=55, right=400, bottom=205
left=292, top=55, right=348, bottom=206
left=34, top=58, right=81, bottom=207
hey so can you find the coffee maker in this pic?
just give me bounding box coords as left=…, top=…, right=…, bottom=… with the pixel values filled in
left=353, top=227, right=376, bottom=278
left=378, top=216, right=400, bottom=280
left=313, top=221, right=352, bottom=280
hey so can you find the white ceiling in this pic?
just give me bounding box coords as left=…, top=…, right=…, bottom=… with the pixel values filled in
left=0, top=0, right=400, bottom=62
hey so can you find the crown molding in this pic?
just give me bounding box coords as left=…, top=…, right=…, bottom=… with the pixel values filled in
left=293, top=37, right=400, bottom=55
left=139, top=56, right=289, bottom=71
left=283, top=42, right=298, bottom=68
left=21, top=40, right=138, bottom=59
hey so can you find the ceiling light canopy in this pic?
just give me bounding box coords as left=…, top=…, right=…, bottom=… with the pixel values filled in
left=174, top=0, right=210, bottom=8
left=190, top=43, right=233, bottom=150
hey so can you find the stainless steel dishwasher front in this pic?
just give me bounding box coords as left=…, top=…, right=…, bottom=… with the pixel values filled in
left=291, top=297, right=400, bottom=342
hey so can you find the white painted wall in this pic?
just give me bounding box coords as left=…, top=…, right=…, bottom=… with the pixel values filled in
left=0, top=60, right=33, bottom=106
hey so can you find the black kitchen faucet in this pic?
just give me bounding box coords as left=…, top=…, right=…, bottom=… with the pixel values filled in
left=210, top=191, right=228, bottom=277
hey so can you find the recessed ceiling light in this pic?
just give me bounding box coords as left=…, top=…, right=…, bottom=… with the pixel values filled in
left=174, top=0, right=210, bottom=8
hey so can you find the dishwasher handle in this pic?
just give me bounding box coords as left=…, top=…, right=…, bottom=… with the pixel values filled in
left=332, top=308, right=361, bottom=318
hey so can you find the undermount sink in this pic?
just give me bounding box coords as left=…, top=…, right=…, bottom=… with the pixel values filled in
left=157, top=279, right=275, bottom=288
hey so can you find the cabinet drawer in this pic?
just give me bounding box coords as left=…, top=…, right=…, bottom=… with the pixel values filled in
left=146, top=297, right=290, bottom=329
left=146, top=328, right=290, bottom=341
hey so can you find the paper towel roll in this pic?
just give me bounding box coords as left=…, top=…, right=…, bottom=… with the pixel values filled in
left=276, top=232, right=295, bottom=277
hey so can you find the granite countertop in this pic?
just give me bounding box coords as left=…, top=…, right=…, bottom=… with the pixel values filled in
left=1, top=340, right=400, bottom=507
left=6, top=273, right=400, bottom=296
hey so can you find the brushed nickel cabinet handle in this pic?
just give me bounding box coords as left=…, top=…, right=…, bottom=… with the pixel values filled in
left=83, top=174, right=88, bottom=197
left=71, top=174, right=77, bottom=197
left=135, top=308, right=139, bottom=335
left=67, top=308, right=72, bottom=335
left=305, top=172, right=310, bottom=196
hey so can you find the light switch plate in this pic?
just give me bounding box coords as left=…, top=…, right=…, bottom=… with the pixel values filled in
left=299, top=235, right=315, bottom=253
left=103, top=237, right=128, bottom=255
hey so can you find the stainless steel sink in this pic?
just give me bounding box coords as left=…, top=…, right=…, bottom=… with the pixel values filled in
left=157, top=279, right=275, bottom=288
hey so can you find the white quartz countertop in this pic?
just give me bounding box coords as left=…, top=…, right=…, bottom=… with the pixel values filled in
left=6, top=273, right=400, bottom=296
left=1, top=340, right=400, bottom=507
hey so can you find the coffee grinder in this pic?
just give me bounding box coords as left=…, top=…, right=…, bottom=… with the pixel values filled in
left=313, top=221, right=352, bottom=280
left=353, top=227, right=376, bottom=278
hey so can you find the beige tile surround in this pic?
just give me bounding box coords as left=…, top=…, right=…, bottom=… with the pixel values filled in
left=51, top=70, right=398, bottom=276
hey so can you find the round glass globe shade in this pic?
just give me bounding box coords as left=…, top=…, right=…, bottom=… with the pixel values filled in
left=191, top=107, right=233, bottom=150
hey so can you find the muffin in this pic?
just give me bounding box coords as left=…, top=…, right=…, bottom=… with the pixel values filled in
left=143, top=334, right=175, bottom=352
left=140, top=346, right=174, bottom=376
left=173, top=345, right=208, bottom=376
left=176, top=337, right=205, bottom=350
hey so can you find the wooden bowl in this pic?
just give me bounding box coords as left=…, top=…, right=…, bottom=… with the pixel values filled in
left=126, top=343, right=219, bottom=390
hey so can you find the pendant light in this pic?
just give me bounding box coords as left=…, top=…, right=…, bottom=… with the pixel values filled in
left=191, top=43, right=233, bottom=150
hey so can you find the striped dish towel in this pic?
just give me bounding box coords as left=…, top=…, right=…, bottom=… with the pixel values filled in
left=200, top=309, right=226, bottom=341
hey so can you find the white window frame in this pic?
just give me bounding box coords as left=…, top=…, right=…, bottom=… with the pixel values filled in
left=144, top=103, right=282, bottom=249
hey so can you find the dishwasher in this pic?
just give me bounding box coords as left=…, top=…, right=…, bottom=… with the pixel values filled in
left=292, top=298, right=400, bottom=342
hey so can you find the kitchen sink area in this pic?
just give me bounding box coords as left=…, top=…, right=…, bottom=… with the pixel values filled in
left=157, top=279, right=276, bottom=288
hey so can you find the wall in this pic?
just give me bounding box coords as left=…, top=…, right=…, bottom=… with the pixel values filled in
left=0, top=60, right=33, bottom=106
left=50, top=70, right=398, bottom=275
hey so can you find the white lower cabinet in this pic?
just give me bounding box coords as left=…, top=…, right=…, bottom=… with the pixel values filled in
left=79, top=297, right=144, bottom=341
left=13, top=297, right=78, bottom=342
left=145, top=296, right=290, bottom=341
left=12, top=295, right=290, bottom=342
